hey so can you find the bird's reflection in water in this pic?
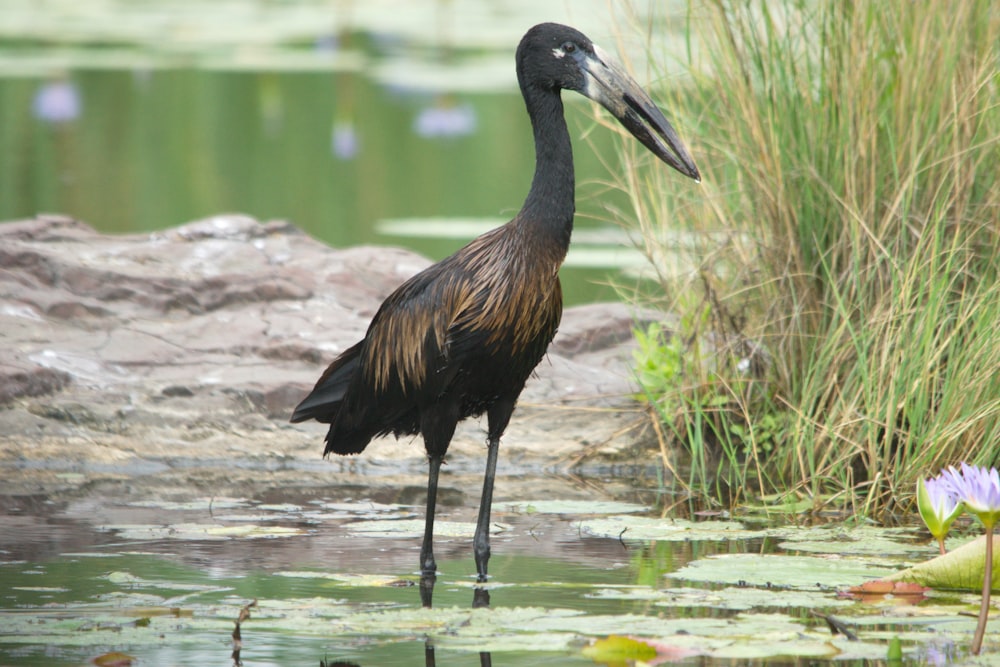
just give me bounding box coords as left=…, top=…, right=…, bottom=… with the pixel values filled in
left=306, top=575, right=492, bottom=667
left=419, top=572, right=493, bottom=667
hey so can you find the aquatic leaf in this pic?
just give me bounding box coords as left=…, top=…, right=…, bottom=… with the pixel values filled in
left=670, top=553, right=898, bottom=589
left=345, top=518, right=507, bottom=537
left=59, top=552, right=125, bottom=558
left=581, top=635, right=657, bottom=662
left=588, top=585, right=854, bottom=611
left=126, top=498, right=247, bottom=511
left=275, top=571, right=417, bottom=587
left=580, top=515, right=761, bottom=541
left=774, top=525, right=927, bottom=557
left=842, top=580, right=929, bottom=603
left=92, top=652, right=135, bottom=667
left=313, top=500, right=403, bottom=513
left=98, top=522, right=305, bottom=540
left=493, top=500, right=648, bottom=515
left=886, top=534, right=1000, bottom=592
left=256, top=503, right=303, bottom=512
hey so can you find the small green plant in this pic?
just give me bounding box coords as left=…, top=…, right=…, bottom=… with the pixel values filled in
left=632, top=314, right=791, bottom=504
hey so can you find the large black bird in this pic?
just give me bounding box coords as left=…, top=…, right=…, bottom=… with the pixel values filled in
left=291, top=22, right=700, bottom=581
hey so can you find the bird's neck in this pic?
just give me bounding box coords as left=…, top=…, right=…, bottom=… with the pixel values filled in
left=518, top=85, right=575, bottom=251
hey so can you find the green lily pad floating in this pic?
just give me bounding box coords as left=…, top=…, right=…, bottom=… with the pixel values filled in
left=580, top=634, right=658, bottom=662
left=59, top=552, right=126, bottom=558
left=588, top=584, right=854, bottom=611
left=492, top=499, right=648, bottom=515
left=210, top=513, right=295, bottom=522
left=99, top=522, right=306, bottom=540
left=774, top=525, right=928, bottom=558
left=102, top=571, right=232, bottom=594
left=345, top=519, right=507, bottom=538
left=670, top=553, right=899, bottom=590
left=276, top=571, right=417, bottom=588
left=414, top=607, right=870, bottom=659
left=312, top=501, right=403, bottom=513
left=579, top=515, right=765, bottom=541
left=0, top=612, right=176, bottom=648
left=126, top=498, right=248, bottom=511
left=256, top=503, right=303, bottom=512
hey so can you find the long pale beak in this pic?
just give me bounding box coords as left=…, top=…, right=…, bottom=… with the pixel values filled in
left=580, top=45, right=700, bottom=182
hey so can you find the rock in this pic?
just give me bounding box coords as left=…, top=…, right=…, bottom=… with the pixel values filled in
left=0, top=214, right=662, bottom=497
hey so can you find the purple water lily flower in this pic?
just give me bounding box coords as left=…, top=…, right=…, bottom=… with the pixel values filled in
left=939, top=462, right=1000, bottom=529
left=332, top=121, right=359, bottom=160
left=934, top=461, right=999, bottom=655
left=917, top=475, right=964, bottom=554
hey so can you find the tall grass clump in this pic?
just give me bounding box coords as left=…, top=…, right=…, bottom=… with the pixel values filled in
left=609, top=0, right=999, bottom=516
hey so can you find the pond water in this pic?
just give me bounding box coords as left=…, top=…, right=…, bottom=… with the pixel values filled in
left=0, top=471, right=984, bottom=666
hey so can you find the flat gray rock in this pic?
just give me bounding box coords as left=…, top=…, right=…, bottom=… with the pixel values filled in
left=0, top=214, right=666, bottom=497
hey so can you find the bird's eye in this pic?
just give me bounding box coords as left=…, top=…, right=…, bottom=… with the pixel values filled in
left=562, top=41, right=576, bottom=53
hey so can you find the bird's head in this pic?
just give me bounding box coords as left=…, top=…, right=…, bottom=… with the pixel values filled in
left=516, top=22, right=700, bottom=182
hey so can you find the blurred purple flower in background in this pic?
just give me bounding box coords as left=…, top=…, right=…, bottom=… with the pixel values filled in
left=332, top=121, right=359, bottom=160
left=414, top=100, right=476, bottom=139
left=33, top=79, right=81, bottom=124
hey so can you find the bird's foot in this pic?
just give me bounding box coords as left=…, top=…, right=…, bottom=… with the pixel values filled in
left=474, top=542, right=491, bottom=581
left=420, top=552, right=437, bottom=576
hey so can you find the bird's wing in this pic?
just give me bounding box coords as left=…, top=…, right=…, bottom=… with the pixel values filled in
left=358, top=259, right=470, bottom=398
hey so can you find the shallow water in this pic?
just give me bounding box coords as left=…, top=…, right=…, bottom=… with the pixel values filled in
left=0, top=474, right=983, bottom=666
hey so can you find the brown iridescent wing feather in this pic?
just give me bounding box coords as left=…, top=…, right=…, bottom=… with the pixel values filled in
left=291, top=222, right=564, bottom=456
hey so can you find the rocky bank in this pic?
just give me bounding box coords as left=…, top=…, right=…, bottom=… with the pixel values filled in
left=0, top=214, right=663, bottom=501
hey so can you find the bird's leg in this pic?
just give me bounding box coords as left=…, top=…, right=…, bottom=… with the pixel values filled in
left=421, top=453, right=444, bottom=576
left=473, top=434, right=500, bottom=582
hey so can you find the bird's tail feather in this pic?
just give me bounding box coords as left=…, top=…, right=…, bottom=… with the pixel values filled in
left=289, top=341, right=363, bottom=423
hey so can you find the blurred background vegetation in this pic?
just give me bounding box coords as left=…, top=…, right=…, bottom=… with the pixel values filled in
left=0, top=0, right=694, bottom=305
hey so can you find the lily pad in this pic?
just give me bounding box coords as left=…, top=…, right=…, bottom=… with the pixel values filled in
left=774, top=524, right=927, bottom=557
left=581, top=635, right=657, bottom=662
left=887, top=534, right=1000, bottom=592
left=99, top=522, right=306, bottom=540
left=579, top=515, right=764, bottom=541
left=312, top=501, right=403, bottom=513
left=345, top=519, right=507, bottom=537
left=669, top=553, right=899, bottom=589
left=588, top=585, right=855, bottom=611
left=126, top=498, right=248, bottom=511
left=102, top=571, right=232, bottom=593
left=275, top=571, right=417, bottom=588
left=493, top=499, right=648, bottom=515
